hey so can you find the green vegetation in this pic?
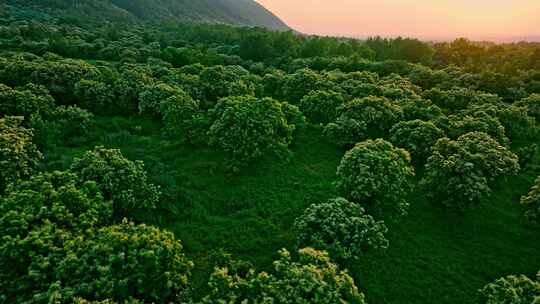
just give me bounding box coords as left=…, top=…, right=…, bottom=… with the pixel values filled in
left=479, top=272, right=540, bottom=304
left=336, top=139, right=415, bottom=219
left=0, top=2, right=539, bottom=303
left=294, top=197, right=389, bottom=260
left=202, top=247, right=366, bottom=304
left=422, top=132, right=520, bottom=210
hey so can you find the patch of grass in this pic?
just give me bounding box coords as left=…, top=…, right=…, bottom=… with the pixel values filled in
left=45, top=116, right=540, bottom=303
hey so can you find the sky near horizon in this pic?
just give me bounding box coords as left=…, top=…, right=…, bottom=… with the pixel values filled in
left=255, top=0, right=540, bottom=41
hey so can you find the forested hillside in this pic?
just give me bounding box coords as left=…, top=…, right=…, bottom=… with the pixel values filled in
left=0, top=2, right=539, bottom=304
left=2, top=0, right=289, bottom=30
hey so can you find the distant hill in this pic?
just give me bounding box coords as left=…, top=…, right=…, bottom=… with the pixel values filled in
left=3, top=0, right=290, bottom=31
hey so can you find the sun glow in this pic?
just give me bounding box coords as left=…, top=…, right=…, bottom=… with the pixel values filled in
left=256, top=0, right=540, bottom=41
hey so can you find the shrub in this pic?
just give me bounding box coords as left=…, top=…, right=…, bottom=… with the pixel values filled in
left=445, top=111, right=509, bottom=146
left=515, top=93, right=540, bottom=121
left=294, top=197, right=388, bottom=260
left=336, top=139, right=414, bottom=218
left=324, top=96, right=403, bottom=146
left=199, top=65, right=257, bottom=107
left=281, top=68, right=322, bottom=103
left=70, top=146, right=160, bottom=219
left=160, top=91, right=207, bottom=144
left=202, top=248, right=366, bottom=304
left=74, top=79, right=116, bottom=115
left=0, top=224, right=75, bottom=303
left=55, top=222, right=193, bottom=303
left=299, top=90, right=345, bottom=124
left=479, top=273, right=540, bottom=304
left=0, top=170, right=112, bottom=236
left=138, top=82, right=186, bottom=116
left=208, top=96, right=297, bottom=170
left=521, top=176, right=540, bottom=224
left=422, top=132, right=520, bottom=210
left=389, top=120, right=445, bottom=163
left=0, top=116, right=42, bottom=193
left=498, top=105, right=538, bottom=141
left=423, top=87, right=501, bottom=113
left=0, top=83, right=55, bottom=118
left=0, top=171, right=112, bottom=303
left=112, top=66, right=154, bottom=114
left=400, top=98, right=445, bottom=121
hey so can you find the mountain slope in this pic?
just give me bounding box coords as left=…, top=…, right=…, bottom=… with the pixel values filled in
left=4, top=0, right=289, bottom=31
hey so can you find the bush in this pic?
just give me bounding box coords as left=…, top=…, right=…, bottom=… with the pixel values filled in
left=0, top=83, right=55, bottom=118
left=400, top=98, right=444, bottom=121
left=199, top=65, right=258, bottom=107
left=208, top=96, right=297, bottom=170
left=160, top=91, right=207, bottom=144
left=70, top=146, right=160, bottom=219
left=112, top=66, right=154, bottom=114
left=521, top=176, right=540, bottom=224
left=281, top=68, right=322, bottom=103
left=479, top=273, right=540, bottom=304
left=299, top=90, right=345, bottom=124
left=138, top=82, right=186, bottom=116
left=336, top=139, right=414, bottom=218
left=0, top=171, right=112, bottom=303
left=324, top=96, right=403, bottom=146
left=0, top=116, right=42, bottom=193
left=55, top=222, right=193, bottom=303
left=294, top=197, right=388, bottom=260
left=422, top=132, right=520, bottom=210
left=389, top=120, right=445, bottom=163
left=74, top=79, right=116, bottom=115
left=499, top=106, right=538, bottom=141
left=515, top=93, right=540, bottom=121
left=202, top=247, right=366, bottom=304
left=0, top=224, right=75, bottom=303
left=444, top=110, right=509, bottom=146
left=423, top=87, right=501, bottom=113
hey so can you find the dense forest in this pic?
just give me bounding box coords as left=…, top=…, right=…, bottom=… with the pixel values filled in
left=0, top=1, right=539, bottom=303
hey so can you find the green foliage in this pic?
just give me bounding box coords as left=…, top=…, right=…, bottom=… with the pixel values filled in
left=30, top=105, right=95, bottom=148
left=281, top=68, right=323, bottom=103
left=112, top=66, right=154, bottom=114
left=294, top=197, right=389, bottom=260
left=74, top=79, right=116, bottom=115
left=423, top=87, right=501, bottom=113
left=54, top=221, right=193, bottom=303
left=520, top=176, right=540, bottom=224
left=336, top=139, right=414, bottom=218
left=498, top=105, right=538, bottom=141
left=389, top=120, right=445, bottom=163
left=324, top=96, right=403, bottom=146
left=202, top=247, right=366, bottom=304
left=0, top=56, right=99, bottom=103
left=0, top=170, right=112, bottom=235
left=479, top=273, right=540, bottom=304
left=208, top=96, right=298, bottom=170
left=70, top=146, right=160, bottom=219
left=0, top=116, right=42, bottom=193
left=161, top=92, right=207, bottom=144
left=422, top=132, right=520, bottom=210
left=199, top=65, right=259, bottom=107
left=138, top=82, right=186, bottom=117
left=444, top=110, right=510, bottom=146
left=399, top=98, right=445, bottom=121
left=0, top=83, right=55, bottom=118
left=0, top=171, right=112, bottom=303
left=299, top=90, right=346, bottom=124
left=515, top=93, right=540, bottom=121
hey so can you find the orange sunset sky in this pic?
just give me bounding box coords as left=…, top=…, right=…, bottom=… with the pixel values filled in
left=255, top=0, right=540, bottom=41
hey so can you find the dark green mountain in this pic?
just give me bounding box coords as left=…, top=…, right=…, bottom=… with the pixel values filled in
left=3, top=0, right=290, bottom=30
